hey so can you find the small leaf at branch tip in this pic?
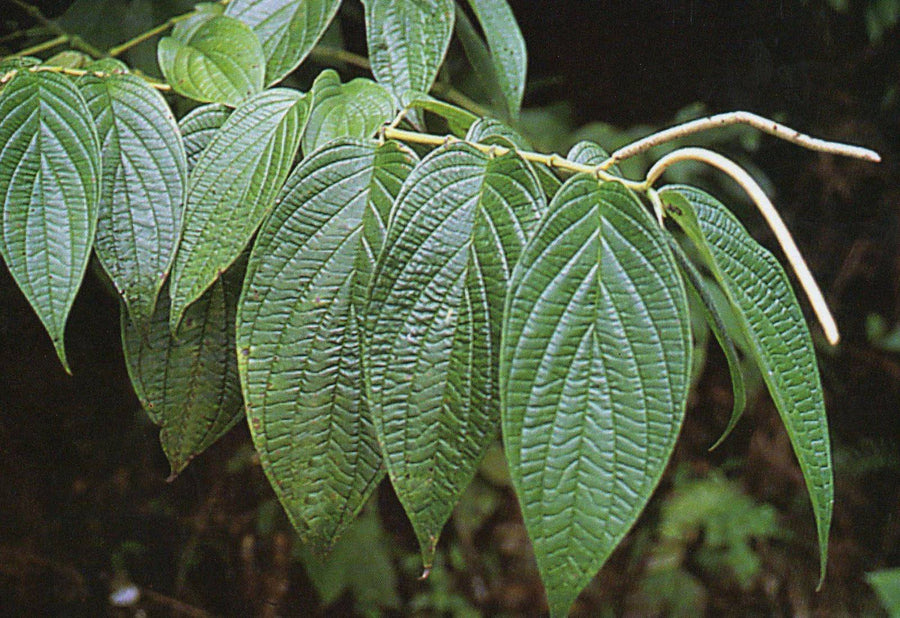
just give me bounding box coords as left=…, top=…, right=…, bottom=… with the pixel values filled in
left=418, top=567, right=431, bottom=581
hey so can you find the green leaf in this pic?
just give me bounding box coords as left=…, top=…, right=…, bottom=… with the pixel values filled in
left=453, top=5, right=506, bottom=119
left=0, top=71, right=101, bottom=372
left=225, top=0, right=342, bottom=85
left=170, top=2, right=225, bottom=41
left=363, top=0, right=454, bottom=102
left=122, top=276, right=243, bottom=478
left=302, top=69, right=395, bottom=154
left=44, top=50, right=93, bottom=69
left=501, top=176, right=691, bottom=616
left=158, top=14, right=265, bottom=106
left=659, top=184, right=833, bottom=584
left=237, top=139, right=416, bottom=552
left=401, top=89, right=477, bottom=137
left=365, top=143, right=545, bottom=567
left=78, top=72, right=187, bottom=327
left=178, top=103, right=231, bottom=173
left=667, top=237, right=747, bottom=449
left=567, top=139, right=620, bottom=175
left=169, top=88, right=308, bottom=332
left=464, top=0, right=527, bottom=118
left=867, top=568, right=900, bottom=617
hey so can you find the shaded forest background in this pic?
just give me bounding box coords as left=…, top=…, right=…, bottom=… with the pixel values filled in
left=1, top=0, right=899, bottom=615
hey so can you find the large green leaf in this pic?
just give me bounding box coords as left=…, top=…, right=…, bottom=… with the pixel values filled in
left=0, top=71, right=101, bottom=372
left=365, top=143, right=545, bottom=567
left=238, top=138, right=416, bottom=553
left=122, top=277, right=242, bottom=477
left=659, top=184, right=833, bottom=582
left=302, top=69, right=394, bottom=154
left=158, top=14, right=265, bottom=106
left=464, top=0, right=527, bottom=119
left=169, top=88, right=308, bottom=332
left=501, top=176, right=691, bottom=616
left=225, top=0, right=342, bottom=85
left=363, top=0, right=454, bottom=103
left=178, top=103, right=231, bottom=173
left=78, top=72, right=187, bottom=327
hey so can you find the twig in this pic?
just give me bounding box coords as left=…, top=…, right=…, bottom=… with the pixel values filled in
left=644, top=147, right=841, bottom=345
left=602, top=111, right=881, bottom=169
left=9, top=33, right=67, bottom=58
left=7, top=0, right=107, bottom=59
left=107, top=0, right=233, bottom=57
left=0, top=64, right=171, bottom=90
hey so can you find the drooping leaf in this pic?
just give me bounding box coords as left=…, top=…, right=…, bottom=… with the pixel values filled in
left=122, top=276, right=243, bottom=478
left=78, top=72, right=187, bottom=326
left=401, top=89, right=477, bottom=137
left=501, top=176, right=691, bottom=616
left=659, top=184, right=833, bottom=583
left=365, top=143, right=545, bottom=567
left=464, top=0, right=527, bottom=119
left=0, top=71, right=101, bottom=372
left=302, top=69, right=394, bottom=154
left=225, top=0, right=342, bottom=85
left=158, top=14, right=265, bottom=106
left=238, top=138, right=416, bottom=553
left=169, top=88, right=308, bottom=331
left=666, top=236, right=747, bottom=449
left=363, top=0, right=454, bottom=103
left=178, top=103, right=231, bottom=173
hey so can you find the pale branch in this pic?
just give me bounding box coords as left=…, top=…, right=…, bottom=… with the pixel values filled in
left=0, top=65, right=171, bottom=90
left=602, top=110, right=881, bottom=168
left=644, top=146, right=841, bottom=345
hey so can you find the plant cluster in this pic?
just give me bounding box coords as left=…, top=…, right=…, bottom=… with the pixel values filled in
left=0, top=0, right=880, bottom=613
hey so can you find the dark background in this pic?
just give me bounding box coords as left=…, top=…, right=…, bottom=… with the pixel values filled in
left=1, top=0, right=898, bottom=615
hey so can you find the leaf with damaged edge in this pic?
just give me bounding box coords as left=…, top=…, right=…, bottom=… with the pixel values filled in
left=0, top=71, right=101, bottom=372
left=238, top=139, right=416, bottom=552
left=501, top=176, right=691, bottom=616
left=365, top=142, right=545, bottom=568
left=169, top=87, right=308, bottom=332
left=79, top=72, right=187, bottom=327
left=659, top=184, right=833, bottom=585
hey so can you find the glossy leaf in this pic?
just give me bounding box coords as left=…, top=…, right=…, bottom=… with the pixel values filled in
left=302, top=69, right=394, bottom=154
left=0, top=71, right=101, bottom=372
left=158, top=14, right=265, bottom=106
left=465, top=0, right=527, bottom=118
left=169, top=88, right=308, bottom=331
left=238, top=139, right=416, bottom=552
left=363, top=0, right=454, bottom=102
left=79, top=72, right=187, bottom=326
left=122, top=277, right=242, bottom=477
left=178, top=103, right=231, bottom=173
left=567, top=139, right=621, bottom=175
left=225, top=0, right=342, bottom=84
left=365, top=143, right=545, bottom=566
left=501, top=176, right=691, bottom=616
left=659, top=184, right=833, bottom=582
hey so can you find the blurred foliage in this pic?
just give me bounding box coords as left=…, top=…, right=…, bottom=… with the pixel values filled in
left=868, top=568, right=900, bottom=617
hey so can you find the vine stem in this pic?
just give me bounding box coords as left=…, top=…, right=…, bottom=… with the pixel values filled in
left=381, top=126, right=645, bottom=190
left=9, top=34, right=67, bottom=58
left=645, top=147, right=841, bottom=345
left=601, top=110, right=881, bottom=168
left=0, top=65, right=171, bottom=90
